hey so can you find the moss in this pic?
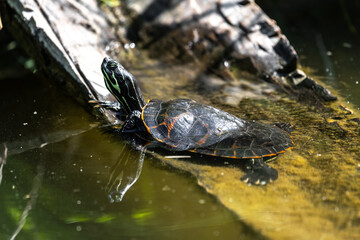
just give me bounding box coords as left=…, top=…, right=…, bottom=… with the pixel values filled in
left=108, top=40, right=360, bottom=239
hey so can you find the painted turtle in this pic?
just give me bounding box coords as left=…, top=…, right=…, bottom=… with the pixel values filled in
left=101, top=57, right=294, bottom=185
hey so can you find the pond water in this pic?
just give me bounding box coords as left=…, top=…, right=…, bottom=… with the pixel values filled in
left=1, top=1, right=360, bottom=240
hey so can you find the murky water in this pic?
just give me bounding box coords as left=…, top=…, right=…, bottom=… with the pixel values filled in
left=1, top=1, right=360, bottom=239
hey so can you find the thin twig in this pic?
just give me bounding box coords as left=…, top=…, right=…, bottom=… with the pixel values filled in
left=10, top=160, right=44, bottom=240
left=0, top=143, right=8, bottom=185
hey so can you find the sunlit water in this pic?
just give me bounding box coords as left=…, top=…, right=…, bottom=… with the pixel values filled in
left=1, top=1, right=360, bottom=239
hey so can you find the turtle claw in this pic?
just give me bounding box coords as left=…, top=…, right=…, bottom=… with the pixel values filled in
left=241, top=158, right=278, bottom=185
left=89, top=99, right=121, bottom=111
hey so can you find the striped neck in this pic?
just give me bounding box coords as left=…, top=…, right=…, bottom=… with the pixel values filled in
left=101, top=57, right=145, bottom=115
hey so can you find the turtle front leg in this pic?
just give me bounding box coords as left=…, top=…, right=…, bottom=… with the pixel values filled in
left=122, top=110, right=144, bottom=133
left=89, top=99, right=127, bottom=121
left=241, top=158, right=278, bottom=185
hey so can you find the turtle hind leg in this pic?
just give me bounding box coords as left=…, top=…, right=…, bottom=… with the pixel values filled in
left=241, top=158, right=278, bottom=185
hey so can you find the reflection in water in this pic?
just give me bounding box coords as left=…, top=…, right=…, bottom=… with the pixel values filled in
left=9, top=160, right=44, bottom=240
left=0, top=128, right=93, bottom=238
left=106, top=142, right=146, bottom=203
left=0, top=128, right=91, bottom=188
left=0, top=122, right=147, bottom=204
left=1, top=129, right=91, bottom=157
left=0, top=143, right=7, bottom=185
left=315, top=32, right=335, bottom=82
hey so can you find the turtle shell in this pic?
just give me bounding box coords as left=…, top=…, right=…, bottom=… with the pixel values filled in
left=141, top=99, right=294, bottom=159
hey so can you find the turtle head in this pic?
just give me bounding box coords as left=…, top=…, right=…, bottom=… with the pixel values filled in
left=101, top=57, right=145, bottom=115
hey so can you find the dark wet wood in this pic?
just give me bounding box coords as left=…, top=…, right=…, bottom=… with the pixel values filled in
left=126, top=0, right=336, bottom=101
left=0, top=0, right=118, bottom=123
left=128, top=0, right=297, bottom=76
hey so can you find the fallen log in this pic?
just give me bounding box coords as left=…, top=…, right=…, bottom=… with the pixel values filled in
left=125, top=0, right=337, bottom=101
left=0, top=0, right=118, bottom=123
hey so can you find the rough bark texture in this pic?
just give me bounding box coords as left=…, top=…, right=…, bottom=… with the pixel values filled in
left=128, top=0, right=298, bottom=76
left=125, top=0, right=336, bottom=101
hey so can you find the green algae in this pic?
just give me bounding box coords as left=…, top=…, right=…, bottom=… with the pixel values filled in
left=111, top=48, right=360, bottom=239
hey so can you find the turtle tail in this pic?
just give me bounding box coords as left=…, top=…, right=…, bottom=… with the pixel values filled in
left=273, top=122, right=295, bottom=133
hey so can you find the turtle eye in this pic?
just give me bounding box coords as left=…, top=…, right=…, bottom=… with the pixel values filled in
left=109, top=62, right=119, bottom=71
left=106, top=61, right=117, bottom=71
